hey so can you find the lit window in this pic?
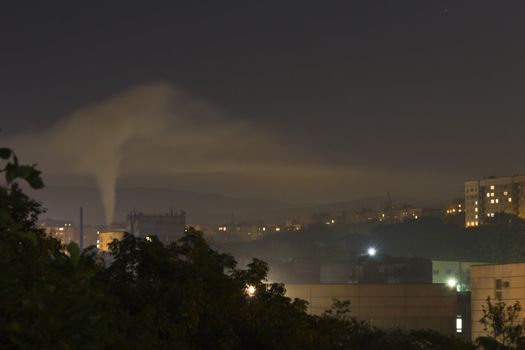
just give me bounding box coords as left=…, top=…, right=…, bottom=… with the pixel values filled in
left=475, top=215, right=478, bottom=219
left=495, top=199, right=499, bottom=204
left=504, top=191, right=508, bottom=196
left=456, top=316, right=463, bottom=333
left=475, top=208, right=478, bottom=212
left=490, top=185, right=495, bottom=190
left=491, top=193, right=495, bottom=197
left=491, top=213, right=495, bottom=217
left=475, top=201, right=478, bottom=205
left=509, top=197, right=512, bottom=203
left=486, top=193, right=490, bottom=198
left=490, top=199, right=495, bottom=204
left=458, top=204, right=462, bottom=208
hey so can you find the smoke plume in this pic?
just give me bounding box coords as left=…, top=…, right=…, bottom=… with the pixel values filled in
left=6, top=82, right=292, bottom=224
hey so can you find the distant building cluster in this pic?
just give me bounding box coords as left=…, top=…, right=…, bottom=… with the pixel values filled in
left=464, top=175, right=525, bottom=227
left=127, top=210, right=186, bottom=244
left=444, top=198, right=464, bottom=216
left=39, top=219, right=75, bottom=244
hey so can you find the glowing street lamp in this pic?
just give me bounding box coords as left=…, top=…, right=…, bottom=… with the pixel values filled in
left=245, top=284, right=256, bottom=297
left=367, top=247, right=377, bottom=256
left=447, top=278, right=458, bottom=289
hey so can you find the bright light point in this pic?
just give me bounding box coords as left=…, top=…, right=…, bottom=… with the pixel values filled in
left=146, top=236, right=152, bottom=242
left=447, top=278, right=458, bottom=288
left=245, top=285, right=256, bottom=297
left=367, top=247, right=377, bottom=256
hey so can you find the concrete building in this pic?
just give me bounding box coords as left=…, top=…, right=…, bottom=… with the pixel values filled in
left=127, top=210, right=186, bottom=244
left=471, top=263, right=525, bottom=341
left=285, top=283, right=459, bottom=335
left=464, top=175, right=525, bottom=227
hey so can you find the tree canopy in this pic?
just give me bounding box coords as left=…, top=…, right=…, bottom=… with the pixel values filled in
left=0, top=147, right=476, bottom=349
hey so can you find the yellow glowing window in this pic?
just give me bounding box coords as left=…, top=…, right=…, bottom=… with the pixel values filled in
left=490, top=185, right=495, bottom=190
left=509, top=197, right=512, bottom=202
left=490, top=199, right=494, bottom=204
left=475, top=208, right=478, bottom=212
left=504, top=191, right=508, bottom=196
left=495, top=199, right=499, bottom=203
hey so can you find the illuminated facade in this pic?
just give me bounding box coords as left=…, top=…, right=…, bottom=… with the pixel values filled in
left=471, top=263, right=525, bottom=341
left=97, top=230, right=126, bottom=252
left=464, top=175, right=525, bottom=227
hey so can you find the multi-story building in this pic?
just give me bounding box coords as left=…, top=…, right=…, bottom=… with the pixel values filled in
left=471, top=262, right=525, bottom=341
left=39, top=219, right=75, bottom=244
left=127, top=210, right=186, bottom=244
left=464, top=175, right=525, bottom=227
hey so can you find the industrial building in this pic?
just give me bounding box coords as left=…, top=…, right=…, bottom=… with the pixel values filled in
left=97, top=230, right=126, bottom=252
left=285, top=283, right=460, bottom=336
left=464, top=175, right=525, bottom=227
left=471, top=262, right=525, bottom=341
left=127, top=210, right=186, bottom=244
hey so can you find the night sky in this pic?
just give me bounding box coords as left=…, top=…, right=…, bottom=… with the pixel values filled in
left=2, top=1, right=525, bottom=222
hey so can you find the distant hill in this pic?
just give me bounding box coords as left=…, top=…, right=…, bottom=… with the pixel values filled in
left=29, top=186, right=442, bottom=226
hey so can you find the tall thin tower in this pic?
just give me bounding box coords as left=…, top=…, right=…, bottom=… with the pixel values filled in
left=79, top=207, right=84, bottom=250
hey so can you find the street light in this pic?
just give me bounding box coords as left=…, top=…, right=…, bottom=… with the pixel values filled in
left=367, top=247, right=377, bottom=256
left=447, top=278, right=458, bottom=289
left=245, top=284, right=256, bottom=297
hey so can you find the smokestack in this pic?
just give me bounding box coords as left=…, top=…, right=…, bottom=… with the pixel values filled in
left=79, top=207, right=84, bottom=250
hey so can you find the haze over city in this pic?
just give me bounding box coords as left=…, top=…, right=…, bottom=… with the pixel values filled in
left=3, top=2, right=525, bottom=348
left=4, top=1, right=525, bottom=225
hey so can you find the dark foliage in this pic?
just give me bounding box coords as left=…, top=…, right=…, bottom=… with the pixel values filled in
left=0, top=147, right=476, bottom=349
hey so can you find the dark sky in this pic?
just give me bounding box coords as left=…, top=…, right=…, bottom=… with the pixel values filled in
left=2, top=1, right=525, bottom=220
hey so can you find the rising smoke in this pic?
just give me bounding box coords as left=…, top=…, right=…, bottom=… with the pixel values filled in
left=6, top=82, right=290, bottom=224
left=6, top=83, right=453, bottom=225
